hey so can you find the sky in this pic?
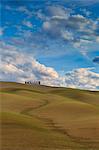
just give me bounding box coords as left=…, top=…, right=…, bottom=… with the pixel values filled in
left=0, top=0, right=99, bottom=90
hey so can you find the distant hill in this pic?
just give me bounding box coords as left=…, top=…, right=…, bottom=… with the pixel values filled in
left=0, top=82, right=99, bottom=150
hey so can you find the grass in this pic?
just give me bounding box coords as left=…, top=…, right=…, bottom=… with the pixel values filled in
left=0, top=81, right=99, bottom=150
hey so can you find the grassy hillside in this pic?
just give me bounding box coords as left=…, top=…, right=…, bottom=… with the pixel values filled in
left=0, top=81, right=99, bottom=150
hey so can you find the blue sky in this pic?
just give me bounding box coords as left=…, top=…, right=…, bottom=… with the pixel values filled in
left=0, top=0, right=99, bottom=90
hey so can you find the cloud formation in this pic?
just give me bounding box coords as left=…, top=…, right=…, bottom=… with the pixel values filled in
left=62, top=68, right=99, bottom=90
left=1, top=2, right=99, bottom=90
left=42, top=6, right=99, bottom=49
left=2, top=3, right=99, bottom=58
left=23, top=20, right=33, bottom=28
left=0, top=41, right=59, bottom=84
left=0, top=41, right=99, bottom=90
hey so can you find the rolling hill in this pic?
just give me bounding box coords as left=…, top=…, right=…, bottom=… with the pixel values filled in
left=0, top=81, right=99, bottom=150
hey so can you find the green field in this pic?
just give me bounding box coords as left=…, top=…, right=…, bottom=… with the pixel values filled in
left=0, top=82, right=99, bottom=150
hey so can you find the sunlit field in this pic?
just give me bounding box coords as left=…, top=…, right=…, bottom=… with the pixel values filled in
left=0, top=82, right=99, bottom=150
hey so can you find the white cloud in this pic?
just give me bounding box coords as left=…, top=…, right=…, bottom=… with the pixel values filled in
left=23, top=20, right=33, bottom=28
left=46, top=6, right=72, bottom=18
left=62, top=68, right=99, bottom=90
left=1, top=63, right=23, bottom=74
left=0, top=41, right=99, bottom=90
left=96, top=36, right=99, bottom=42
left=61, top=30, right=74, bottom=41
left=18, top=6, right=30, bottom=15
left=18, top=6, right=28, bottom=13
left=31, top=60, right=58, bottom=78
left=42, top=6, right=99, bottom=50
left=0, top=41, right=58, bottom=84
left=43, top=21, right=51, bottom=30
